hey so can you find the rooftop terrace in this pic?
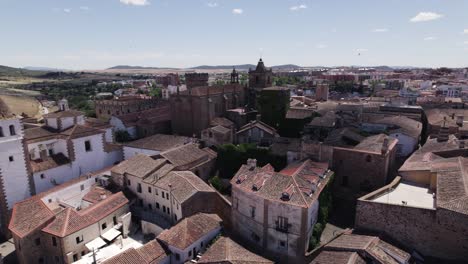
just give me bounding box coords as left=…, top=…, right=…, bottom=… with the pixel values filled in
left=371, top=181, right=435, bottom=209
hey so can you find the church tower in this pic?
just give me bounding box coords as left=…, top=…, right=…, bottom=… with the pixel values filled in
left=231, top=67, right=239, bottom=84
left=248, top=58, right=273, bottom=90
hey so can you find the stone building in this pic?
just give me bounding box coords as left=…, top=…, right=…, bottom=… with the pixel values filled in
left=315, top=83, right=329, bottom=101
left=201, top=118, right=235, bottom=148
left=123, top=134, right=192, bottom=160
left=8, top=171, right=131, bottom=264
left=355, top=135, right=468, bottom=262
left=94, top=96, right=160, bottom=120
left=231, top=159, right=333, bottom=263
left=236, top=120, right=278, bottom=146
left=249, top=58, right=273, bottom=90
left=109, top=102, right=171, bottom=139
left=332, top=134, right=398, bottom=196
left=185, top=73, right=209, bottom=89
left=170, top=84, right=245, bottom=137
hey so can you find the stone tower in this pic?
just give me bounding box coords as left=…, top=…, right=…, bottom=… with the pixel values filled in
left=185, top=73, right=209, bottom=89
left=249, top=58, right=273, bottom=90
left=231, top=68, right=239, bottom=84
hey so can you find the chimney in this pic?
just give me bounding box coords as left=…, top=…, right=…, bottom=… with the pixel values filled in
left=100, top=192, right=107, bottom=200
left=40, top=149, right=48, bottom=160
left=381, top=138, right=389, bottom=154
left=247, top=159, right=257, bottom=170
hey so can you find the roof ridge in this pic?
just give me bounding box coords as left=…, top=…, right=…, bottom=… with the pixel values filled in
left=289, top=160, right=311, bottom=206
left=60, top=208, right=73, bottom=237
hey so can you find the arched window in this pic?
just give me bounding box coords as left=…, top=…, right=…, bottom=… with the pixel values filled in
left=0, top=127, right=3, bottom=137
left=9, top=125, right=16, bottom=136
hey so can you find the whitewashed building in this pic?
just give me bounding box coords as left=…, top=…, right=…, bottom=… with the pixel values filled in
left=0, top=114, right=33, bottom=232
left=24, top=102, right=122, bottom=194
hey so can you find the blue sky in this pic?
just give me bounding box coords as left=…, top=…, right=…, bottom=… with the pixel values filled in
left=0, top=0, right=467, bottom=69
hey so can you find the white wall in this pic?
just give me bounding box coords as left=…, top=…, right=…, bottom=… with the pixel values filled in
left=123, top=147, right=160, bottom=160
left=61, top=117, right=76, bottom=130
left=27, top=138, right=69, bottom=160
left=109, top=117, right=136, bottom=139
left=71, top=134, right=107, bottom=176
left=45, top=118, right=58, bottom=130
left=0, top=118, right=31, bottom=209
left=33, top=163, right=73, bottom=193
left=389, top=133, right=417, bottom=157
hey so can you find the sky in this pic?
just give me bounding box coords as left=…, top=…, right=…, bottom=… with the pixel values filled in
left=0, top=0, right=467, bottom=69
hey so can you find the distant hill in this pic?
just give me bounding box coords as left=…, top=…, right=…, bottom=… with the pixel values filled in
left=0, top=65, right=46, bottom=78
left=109, top=64, right=305, bottom=71
left=108, top=65, right=178, bottom=70
left=24, top=66, right=65, bottom=72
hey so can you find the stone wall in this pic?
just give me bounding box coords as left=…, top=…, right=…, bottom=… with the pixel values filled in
left=355, top=199, right=468, bottom=261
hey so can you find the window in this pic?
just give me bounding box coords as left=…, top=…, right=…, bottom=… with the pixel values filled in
left=166, top=194, right=169, bottom=200
left=52, top=237, right=57, bottom=246
left=148, top=186, right=152, bottom=193
left=35, top=238, right=41, bottom=246
left=342, top=176, right=349, bottom=187
left=101, top=222, right=107, bottom=230
left=201, top=241, right=204, bottom=248
left=162, top=206, right=166, bottom=213
left=48, top=148, right=54, bottom=156
left=113, top=216, right=117, bottom=225
left=148, top=204, right=153, bottom=210
left=279, top=240, right=287, bottom=248
left=174, top=215, right=177, bottom=221
left=137, top=183, right=142, bottom=193
left=127, top=179, right=131, bottom=186
left=189, top=250, right=192, bottom=257
left=81, top=251, right=86, bottom=256
left=84, top=140, right=92, bottom=152
left=0, top=127, right=3, bottom=137
left=156, top=202, right=160, bottom=209
left=175, top=253, right=180, bottom=261
left=167, top=208, right=170, bottom=215
left=76, top=235, right=84, bottom=244
left=155, top=189, right=158, bottom=195
left=40, top=174, right=45, bottom=179
left=250, top=206, right=256, bottom=218
left=277, top=216, right=289, bottom=231
left=9, top=125, right=16, bottom=136
left=73, top=254, right=78, bottom=262
left=161, top=192, right=165, bottom=199
left=8, top=156, right=14, bottom=162
left=80, top=184, right=84, bottom=191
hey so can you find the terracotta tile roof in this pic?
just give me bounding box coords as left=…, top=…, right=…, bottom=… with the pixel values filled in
left=154, top=171, right=215, bottom=203
left=43, top=110, right=84, bottom=118
left=210, top=117, right=234, bottom=128
left=85, top=117, right=112, bottom=129
left=354, top=134, right=397, bottom=153
left=160, top=143, right=214, bottom=168
left=135, top=239, right=169, bottom=263
left=271, top=137, right=301, bottom=156
left=8, top=198, right=55, bottom=238
left=179, top=84, right=243, bottom=97
left=116, top=103, right=170, bottom=127
left=24, top=126, right=60, bottom=142
left=237, top=120, right=277, bottom=136
left=124, top=134, right=191, bottom=151
left=112, top=154, right=166, bottom=178
left=310, top=251, right=365, bottom=264
left=197, top=236, right=273, bottom=263
left=102, top=248, right=147, bottom=264
left=426, top=108, right=468, bottom=127
left=42, top=192, right=128, bottom=237
left=324, top=127, right=365, bottom=147
left=157, top=213, right=222, bottom=250
left=315, top=233, right=410, bottom=264
left=61, top=124, right=104, bottom=139
left=286, top=107, right=315, bottom=120
left=308, top=111, right=337, bottom=128
left=82, top=186, right=113, bottom=204
left=231, top=160, right=332, bottom=208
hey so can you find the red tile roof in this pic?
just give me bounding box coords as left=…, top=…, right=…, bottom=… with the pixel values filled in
left=8, top=198, right=55, bottom=238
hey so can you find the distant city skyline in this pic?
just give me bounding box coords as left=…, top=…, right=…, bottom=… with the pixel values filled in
left=1, top=0, right=467, bottom=69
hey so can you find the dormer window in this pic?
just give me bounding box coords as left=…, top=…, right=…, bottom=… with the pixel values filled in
left=281, top=192, right=290, bottom=201
left=252, top=185, right=259, bottom=191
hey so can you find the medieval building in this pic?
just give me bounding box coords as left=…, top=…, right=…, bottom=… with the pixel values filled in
left=249, top=58, right=273, bottom=90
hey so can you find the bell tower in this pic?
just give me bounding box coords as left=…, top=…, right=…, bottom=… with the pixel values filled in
left=248, top=58, right=273, bottom=90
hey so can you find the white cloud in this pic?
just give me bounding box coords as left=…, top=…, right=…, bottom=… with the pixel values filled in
left=207, top=2, right=218, bottom=8
left=63, top=8, right=71, bottom=13
left=79, top=6, right=89, bottom=11
left=120, top=0, right=150, bottom=6
left=290, top=4, right=307, bottom=11
left=316, top=44, right=327, bottom=49
left=372, top=28, right=388, bottom=33
left=410, top=12, right=443, bottom=22
left=464, top=29, right=468, bottom=35
left=424, top=36, right=437, bottom=41
left=232, top=9, right=243, bottom=15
